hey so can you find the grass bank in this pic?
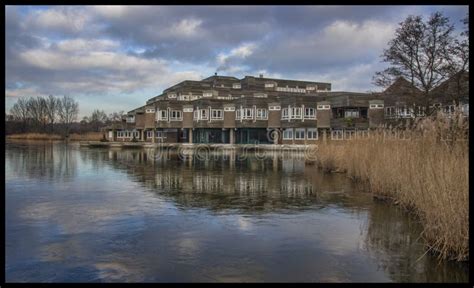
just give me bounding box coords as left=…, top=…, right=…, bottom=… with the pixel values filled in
left=315, top=112, right=468, bottom=261
left=6, top=132, right=104, bottom=141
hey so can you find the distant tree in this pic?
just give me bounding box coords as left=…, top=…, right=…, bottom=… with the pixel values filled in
left=444, top=13, right=469, bottom=104
left=45, top=95, right=60, bottom=133
left=373, top=12, right=463, bottom=109
left=9, top=97, right=30, bottom=132
left=89, top=109, right=108, bottom=132
left=58, top=95, right=79, bottom=137
left=26, top=96, right=48, bottom=132
left=108, top=110, right=125, bottom=123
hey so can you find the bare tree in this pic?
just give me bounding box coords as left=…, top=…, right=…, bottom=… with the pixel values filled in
left=88, top=109, right=108, bottom=132
left=45, top=95, right=60, bottom=133
left=108, top=110, right=125, bottom=123
left=58, top=95, right=79, bottom=137
left=373, top=12, right=459, bottom=110
left=444, top=13, right=469, bottom=105
left=9, top=97, right=31, bottom=132
left=26, top=96, right=48, bottom=132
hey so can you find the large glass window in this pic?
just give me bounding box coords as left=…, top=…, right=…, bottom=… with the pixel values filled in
left=283, top=128, right=293, bottom=140
left=256, top=108, right=268, bottom=120
left=304, top=108, right=316, bottom=119
left=200, top=109, right=208, bottom=120
left=160, top=110, right=168, bottom=120
left=294, top=128, right=305, bottom=139
left=344, top=110, right=359, bottom=118
left=291, top=107, right=302, bottom=119
left=211, top=109, right=223, bottom=119
left=242, top=108, right=253, bottom=119
left=170, top=110, right=182, bottom=121
left=307, top=128, right=318, bottom=140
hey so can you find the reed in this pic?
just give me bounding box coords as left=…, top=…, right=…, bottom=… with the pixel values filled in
left=6, top=132, right=104, bottom=141
left=315, top=110, right=469, bottom=261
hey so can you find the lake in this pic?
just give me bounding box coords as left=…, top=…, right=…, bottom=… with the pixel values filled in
left=5, top=141, right=469, bottom=282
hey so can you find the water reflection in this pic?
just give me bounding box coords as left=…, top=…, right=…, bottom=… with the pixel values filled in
left=6, top=141, right=77, bottom=182
left=100, top=149, right=360, bottom=213
left=5, top=142, right=468, bottom=282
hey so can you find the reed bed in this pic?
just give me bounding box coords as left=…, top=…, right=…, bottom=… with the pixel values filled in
left=315, top=110, right=469, bottom=261
left=6, top=132, right=104, bottom=141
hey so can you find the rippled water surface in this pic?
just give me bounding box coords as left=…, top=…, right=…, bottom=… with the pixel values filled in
left=5, top=141, right=468, bottom=282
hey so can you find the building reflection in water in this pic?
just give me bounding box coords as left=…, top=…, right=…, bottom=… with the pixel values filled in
left=99, top=148, right=468, bottom=282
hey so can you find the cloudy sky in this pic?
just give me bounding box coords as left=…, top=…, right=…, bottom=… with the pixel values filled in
left=5, top=5, right=468, bottom=118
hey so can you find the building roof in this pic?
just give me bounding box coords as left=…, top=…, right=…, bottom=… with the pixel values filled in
left=383, top=77, right=421, bottom=95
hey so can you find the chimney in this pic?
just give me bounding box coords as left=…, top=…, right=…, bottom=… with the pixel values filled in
left=259, top=74, right=263, bottom=78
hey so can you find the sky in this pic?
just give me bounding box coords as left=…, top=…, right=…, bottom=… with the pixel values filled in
left=5, top=5, right=468, bottom=118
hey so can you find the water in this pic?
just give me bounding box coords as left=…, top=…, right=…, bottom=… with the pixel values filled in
left=5, top=141, right=468, bottom=282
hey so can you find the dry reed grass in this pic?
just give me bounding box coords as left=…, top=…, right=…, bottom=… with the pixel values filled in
left=6, top=132, right=104, bottom=141
left=315, top=110, right=469, bottom=261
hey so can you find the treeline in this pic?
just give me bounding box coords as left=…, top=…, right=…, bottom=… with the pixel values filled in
left=7, top=95, right=78, bottom=136
left=79, top=109, right=125, bottom=132
left=6, top=95, right=126, bottom=135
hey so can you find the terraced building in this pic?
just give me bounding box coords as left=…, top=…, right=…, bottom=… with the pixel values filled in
left=105, top=72, right=469, bottom=144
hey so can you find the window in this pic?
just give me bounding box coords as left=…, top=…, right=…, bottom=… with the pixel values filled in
left=256, top=108, right=268, bottom=120
left=224, top=107, right=235, bottom=111
left=170, top=110, right=182, bottom=121
left=168, top=93, right=177, bottom=99
left=126, top=116, right=135, bottom=123
left=291, top=107, right=302, bottom=119
left=306, top=85, right=317, bottom=91
left=147, top=130, right=154, bottom=138
left=331, top=130, right=344, bottom=140
left=211, top=109, right=223, bottom=120
left=415, top=106, right=425, bottom=117
left=307, top=128, right=318, bottom=140
left=146, top=108, right=155, bottom=113
left=236, top=109, right=241, bottom=120
left=282, top=108, right=289, bottom=119
left=344, top=110, right=359, bottom=118
left=385, top=106, right=396, bottom=118
left=156, top=131, right=164, bottom=138
left=304, top=107, right=316, bottom=119
left=203, top=92, right=213, bottom=97
left=232, top=83, right=241, bottom=89
left=265, top=83, right=275, bottom=88
left=283, top=128, right=293, bottom=140
left=294, top=128, right=305, bottom=140
left=193, top=110, right=199, bottom=120
left=242, top=108, right=253, bottom=119
left=200, top=109, right=208, bottom=120
left=398, top=106, right=413, bottom=118
left=160, top=110, right=168, bottom=120
left=444, top=105, right=455, bottom=114
left=269, top=105, right=281, bottom=111
left=183, top=107, right=193, bottom=112
left=462, top=104, right=469, bottom=116
left=369, top=104, right=383, bottom=109
left=317, top=105, right=330, bottom=110
left=345, top=130, right=355, bottom=140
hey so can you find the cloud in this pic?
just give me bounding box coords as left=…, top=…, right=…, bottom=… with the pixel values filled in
left=5, top=5, right=469, bottom=117
left=217, top=42, right=257, bottom=73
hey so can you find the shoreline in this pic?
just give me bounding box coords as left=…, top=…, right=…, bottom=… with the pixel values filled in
left=6, top=132, right=103, bottom=142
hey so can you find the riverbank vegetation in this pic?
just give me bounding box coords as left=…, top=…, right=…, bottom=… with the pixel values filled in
left=6, top=132, right=104, bottom=141
left=315, top=110, right=469, bottom=261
